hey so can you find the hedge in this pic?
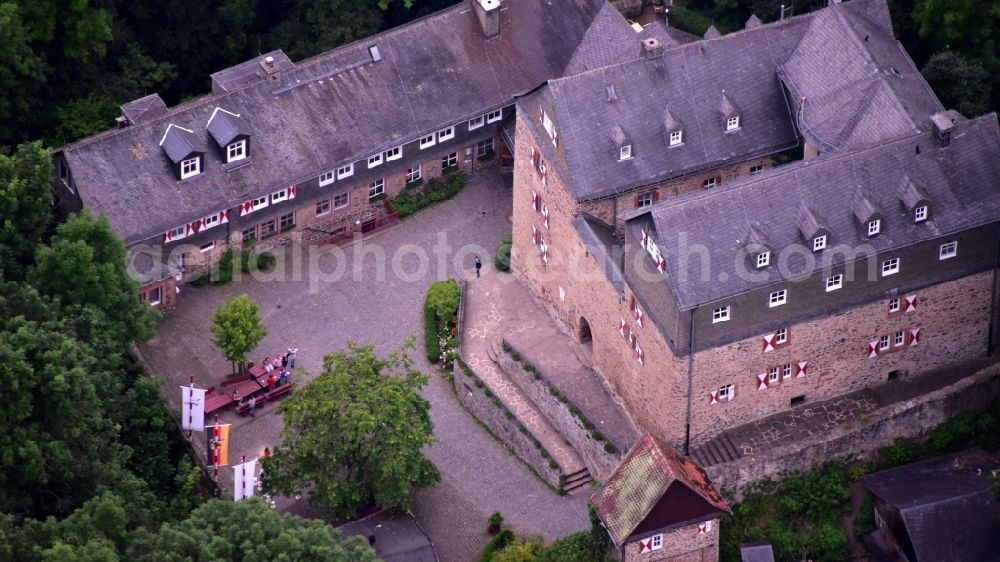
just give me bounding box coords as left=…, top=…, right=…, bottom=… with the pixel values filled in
left=424, top=299, right=440, bottom=363
left=494, top=235, right=512, bottom=271
left=393, top=173, right=466, bottom=218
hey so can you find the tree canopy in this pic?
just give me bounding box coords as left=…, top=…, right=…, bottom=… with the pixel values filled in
left=262, top=341, right=439, bottom=520
left=0, top=141, right=52, bottom=281
left=211, top=294, right=267, bottom=374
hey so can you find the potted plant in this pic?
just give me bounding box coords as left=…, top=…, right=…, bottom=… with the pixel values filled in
left=488, top=512, right=504, bottom=535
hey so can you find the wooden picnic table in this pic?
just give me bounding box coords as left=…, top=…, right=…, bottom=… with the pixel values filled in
left=235, top=382, right=295, bottom=416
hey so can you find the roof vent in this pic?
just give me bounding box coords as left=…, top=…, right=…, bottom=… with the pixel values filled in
left=745, top=14, right=762, bottom=29
left=641, top=37, right=664, bottom=59
left=704, top=25, right=721, bottom=39
left=607, top=84, right=617, bottom=102
left=264, top=56, right=275, bottom=67
left=120, top=93, right=168, bottom=126
left=472, top=0, right=500, bottom=38
left=368, top=45, right=382, bottom=63
left=929, top=111, right=958, bottom=148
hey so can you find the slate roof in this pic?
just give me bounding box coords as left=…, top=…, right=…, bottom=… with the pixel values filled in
left=128, top=249, right=181, bottom=285
left=121, top=94, right=168, bottom=125
left=206, top=108, right=252, bottom=148
left=522, top=7, right=814, bottom=202
left=338, top=509, right=438, bottom=562
left=740, top=542, right=775, bottom=562
left=590, top=434, right=729, bottom=546
left=862, top=449, right=1000, bottom=562
left=574, top=214, right=625, bottom=294
left=59, top=0, right=609, bottom=244
left=158, top=125, right=205, bottom=163
left=779, top=0, right=943, bottom=151
left=635, top=113, right=1000, bottom=310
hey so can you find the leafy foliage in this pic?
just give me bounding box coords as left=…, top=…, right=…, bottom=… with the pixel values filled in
left=262, top=341, right=440, bottom=520
left=426, top=279, right=460, bottom=322
left=424, top=298, right=441, bottom=363
left=0, top=141, right=52, bottom=281
left=392, top=172, right=466, bottom=218
left=921, top=51, right=992, bottom=116
left=495, top=235, right=512, bottom=272
left=210, top=294, right=267, bottom=373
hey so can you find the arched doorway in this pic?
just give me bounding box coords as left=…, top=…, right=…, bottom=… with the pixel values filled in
left=578, top=317, right=593, bottom=361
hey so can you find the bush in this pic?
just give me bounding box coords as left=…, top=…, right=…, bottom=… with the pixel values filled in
left=214, top=248, right=236, bottom=284
left=495, top=235, right=512, bottom=271
left=489, top=512, right=504, bottom=527
left=189, top=272, right=210, bottom=287
left=603, top=443, right=617, bottom=454
left=479, top=529, right=514, bottom=562
left=424, top=299, right=441, bottom=363
left=427, top=279, right=460, bottom=321
left=548, top=460, right=558, bottom=469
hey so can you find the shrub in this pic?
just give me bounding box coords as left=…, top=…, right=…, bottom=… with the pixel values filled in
left=603, top=443, right=617, bottom=454
left=427, top=279, right=460, bottom=321
left=424, top=299, right=441, bottom=363
left=479, top=529, right=514, bottom=562
left=214, top=248, right=236, bottom=284
left=489, top=512, right=504, bottom=527
left=484, top=388, right=493, bottom=398
left=474, top=379, right=484, bottom=388
left=405, top=178, right=424, bottom=189
left=503, top=410, right=514, bottom=420
left=517, top=424, right=527, bottom=433
left=494, top=235, right=512, bottom=271
left=189, top=272, right=210, bottom=287
left=540, top=449, right=549, bottom=458
left=548, top=460, right=558, bottom=469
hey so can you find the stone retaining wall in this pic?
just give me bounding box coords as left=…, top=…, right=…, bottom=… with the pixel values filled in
left=495, top=342, right=621, bottom=481
left=708, top=363, right=1000, bottom=499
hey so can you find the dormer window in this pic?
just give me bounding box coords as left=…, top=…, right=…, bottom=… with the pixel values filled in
left=438, top=126, right=455, bottom=142
left=336, top=164, right=354, bottom=179
left=180, top=157, right=201, bottom=179
left=720, top=91, right=740, bottom=132
left=468, top=116, right=484, bottom=130
left=319, top=170, right=335, bottom=186
left=900, top=174, right=931, bottom=225
left=541, top=109, right=557, bottom=145
left=385, top=146, right=402, bottom=161
left=368, top=153, right=383, bottom=168
left=619, top=144, right=632, bottom=161
left=867, top=219, right=881, bottom=237
left=914, top=205, right=928, bottom=222
left=227, top=140, right=247, bottom=163
left=726, top=116, right=740, bottom=131
left=669, top=130, right=683, bottom=146
left=419, top=134, right=436, bottom=149
left=812, top=235, right=827, bottom=252
left=756, top=251, right=770, bottom=269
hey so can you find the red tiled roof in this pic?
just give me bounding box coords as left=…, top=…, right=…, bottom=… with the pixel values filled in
left=589, top=434, right=730, bottom=545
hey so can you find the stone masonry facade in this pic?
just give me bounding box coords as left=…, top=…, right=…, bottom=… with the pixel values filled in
left=622, top=519, right=721, bottom=562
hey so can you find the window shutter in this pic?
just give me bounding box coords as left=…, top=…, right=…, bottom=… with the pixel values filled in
left=221, top=210, right=231, bottom=223
left=552, top=131, right=558, bottom=146
left=531, top=190, right=537, bottom=210
left=288, top=185, right=296, bottom=199
left=638, top=538, right=652, bottom=554
left=756, top=373, right=768, bottom=390
left=532, top=225, right=539, bottom=245
left=634, top=306, right=643, bottom=327
left=709, top=390, right=719, bottom=405
left=619, top=318, right=626, bottom=337
left=640, top=230, right=648, bottom=249
left=868, top=341, right=879, bottom=358
left=909, top=327, right=921, bottom=346
left=762, top=334, right=776, bottom=353
left=651, top=191, right=660, bottom=204
left=542, top=208, right=550, bottom=229
left=904, top=294, right=917, bottom=313
left=795, top=360, right=808, bottom=377
left=655, top=255, right=665, bottom=272
left=163, top=230, right=172, bottom=242
left=239, top=200, right=253, bottom=216
left=634, top=194, right=640, bottom=208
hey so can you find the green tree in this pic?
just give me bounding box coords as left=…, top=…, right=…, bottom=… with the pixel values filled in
left=921, top=51, right=992, bottom=116
left=426, top=279, right=460, bottom=321
left=30, top=211, right=159, bottom=342
left=0, top=141, right=53, bottom=280
left=125, top=498, right=376, bottom=562
left=262, top=341, right=440, bottom=519
left=210, top=294, right=267, bottom=374
left=0, top=3, right=45, bottom=147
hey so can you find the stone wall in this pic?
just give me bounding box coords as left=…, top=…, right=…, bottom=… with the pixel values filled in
left=452, top=360, right=563, bottom=489
left=622, top=519, right=721, bottom=562
left=706, top=362, right=1000, bottom=498
left=494, top=342, right=621, bottom=480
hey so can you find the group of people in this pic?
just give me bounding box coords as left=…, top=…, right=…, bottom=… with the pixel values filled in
left=231, top=347, right=299, bottom=417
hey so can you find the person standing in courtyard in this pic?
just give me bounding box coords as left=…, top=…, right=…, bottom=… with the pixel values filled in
left=287, top=347, right=298, bottom=368
left=249, top=396, right=256, bottom=417
left=475, top=256, right=482, bottom=278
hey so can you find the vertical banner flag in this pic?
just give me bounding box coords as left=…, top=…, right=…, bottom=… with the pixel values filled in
left=206, top=424, right=231, bottom=467
left=181, top=385, right=206, bottom=432
left=233, top=458, right=259, bottom=501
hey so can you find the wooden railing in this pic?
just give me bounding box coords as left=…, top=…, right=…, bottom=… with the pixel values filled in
left=318, top=200, right=400, bottom=247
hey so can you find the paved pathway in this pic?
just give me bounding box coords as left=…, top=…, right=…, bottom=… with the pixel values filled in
left=139, top=173, right=589, bottom=562
left=463, top=273, right=641, bottom=457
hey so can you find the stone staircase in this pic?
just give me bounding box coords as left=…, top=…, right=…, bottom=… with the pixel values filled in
left=690, top=431, right=743, bottom=468
left=561, top=468, right=593, bottom=494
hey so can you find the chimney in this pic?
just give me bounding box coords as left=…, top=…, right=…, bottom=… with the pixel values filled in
left=641, top=37, right=664, bottom=59
left=472, top=0, right=500, bottom=38
left=929, top=111, right=956, bottom=148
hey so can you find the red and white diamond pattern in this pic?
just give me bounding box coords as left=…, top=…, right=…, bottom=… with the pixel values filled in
left=868, top=341, right=879, bottom=358
left=795, top=361, right=808, bottom=377
left=638, top=538, right=653, bottom=554
left=762, top=333, right=776, bottom=353
left=619, top=318, right=626, bottom=338
left=709, top=390, right=719, bottom=405
left=756, top=373, right=768, bottom=391
left=239, top=200, right=253, bottom=216
left=909, top=327, right=920, bottom=346
left=904, top=293, right=917, bottom=313
left=633, top=306, right=643, bottom=328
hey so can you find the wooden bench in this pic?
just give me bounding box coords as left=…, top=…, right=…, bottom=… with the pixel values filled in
left=235, top=382, right=296, bottom=416
left=203, top=386, right=234, bottom=415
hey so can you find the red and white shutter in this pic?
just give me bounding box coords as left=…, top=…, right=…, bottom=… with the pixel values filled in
left=220, top=210, right=231, bottom=224
left=655, top=255, right=665, bottom=273
left=640, top=230, right=648, bottom=249
left=762, top=333, right=776, bottom=353
left=756, top=373, right=768, bottom=390
left=635, top=344, right=644, bottom=365
left=239, top=200, right=253, bottom=216
left=709, top=390, right=719, bottom=405
left=163, top=230, right=173, bottom=242
left=909, top=327, right=921, bottom=347
left=868, top=341, right=879, bottom=358
left=532, top=225, right=539, bottom=245
left=288, top=185, right=296, bottom=199
left=904, top=294, right=917, bottom=313
left=634, top=306, right=643, bottom=327
left=795, top=361, right=808, bottom=378
left=542, top=207, right=550, bottom=229
left=552, top=131, right=559, bottom=146
left=698, top=522, right=709, bottom=534
left=540, top=164, right=547, bottom=186
left=619, top=318, right=627, bottom=338
left=531, top=190, right=538, bottom=211
left=638, top=538, right=653, bottom=554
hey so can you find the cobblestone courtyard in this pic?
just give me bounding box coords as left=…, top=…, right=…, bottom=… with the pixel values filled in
left=138, top=173, right=589, bottom=561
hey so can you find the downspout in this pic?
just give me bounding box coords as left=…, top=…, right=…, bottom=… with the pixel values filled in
left=990, top=225, right=1000, bottom=355
left=684, top=307, right=696, bottom=455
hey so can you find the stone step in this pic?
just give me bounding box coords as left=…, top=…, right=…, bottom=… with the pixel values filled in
left=717, top=432, right=742, bottom=462
left=561, top=469, right=593, bottom=494
left=563, top=468, right=591, bottom=485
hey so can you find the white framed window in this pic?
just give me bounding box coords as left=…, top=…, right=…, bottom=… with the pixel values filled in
left=669, top=130, right=683, bottom=146
left=385, top=146, right=402, bottom=161
left=319, top=170, right=335, bottom=186
left=251, top=195, right=269, bottom=211
left=442, top=152, right=458, bottom=170
left=279, top=212, right=295, bottom=231
left=419, top=134, right=436, bottom=149
left=867, top=219, right=881, bottom=237
left=881, top=258, right=900, bottom=276
left=888, top=297, right=901, bottom=314
left=619, top=145, right=632, bottom=161
left=202, top=213, right=221, bottom=229
left=166, top=225, right=187, bottom=241
left=200, top=241, right=215, bottom=253
left=468, top=115, right=484, bottom=130
left=271, top=188, right=288, bottom=204
left=894, top=330, right=905, bottom=347
left=879, top=335, right=890, bottom=351
left=180, top=156, right=200, bottom=179
left=486, top=109, right=502, bottom=123
left=783, top=363, right=792, bottom=378
left=718, top=384, right=735, bottom=401
left=437, top=126, right=455, bottom=142
left=367, top=153, right=383, bottom=168
left=477, top=138, right=494, bottom=156
left=316, top=200, right=331, bottom=216
left=826, top=274, right=843, bottom=292
left=768, top=367, right=779, bottom=383
left=637, top=193, right=652, bottom=208
left=775, top=328, right=788, bottom=345
left=650, top=534, right=663, bottom=550
left=914, top=205, right=928, bottom=222
left=369, top=179, right=385, bottom=199
left=813, top=235, right=827, bottom=252
left=334, top=192, right=349, bottom=209
left=242, top=227, right=256, bottom=242
left=712, top=306, right=730, bottom=323
left=406, top=165, right=421, bottom=183
left=726, top=116, right=740, bottom=131
left=260, top=219, right=276, bottom=237
left=769, top=289, right=787, bottom=307
left=541, top=111, right=555, bottom=139
left=749, top=164, right=764, bottom=176
left=336, top=164, right=354, bottom=179
left=939, top=241, right=957, bottom=260
left=703, top=177, right=717, bottom=189
left=227, top=139, right=247, bottom=163
left=147, top=286, right=162, bottom=306
left=756, top=251, right=770, bottom=269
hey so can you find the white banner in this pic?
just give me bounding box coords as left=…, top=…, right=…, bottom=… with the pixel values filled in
left=181, top=386, right=206, bottom=432
left=233, top=458, right=258, bottom=501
